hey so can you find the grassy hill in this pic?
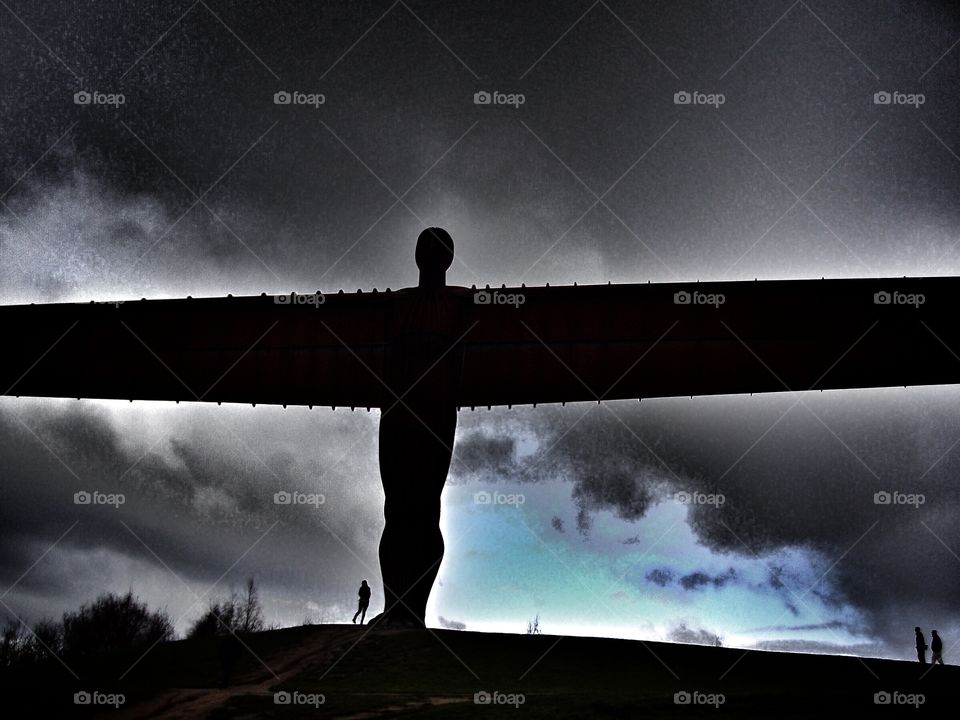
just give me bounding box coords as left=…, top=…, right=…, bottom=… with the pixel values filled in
left=1, top=623, right=954, bottom=717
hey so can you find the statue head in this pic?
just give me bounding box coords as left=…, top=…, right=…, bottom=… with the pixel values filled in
left=416, top=227, right=454, bottom=287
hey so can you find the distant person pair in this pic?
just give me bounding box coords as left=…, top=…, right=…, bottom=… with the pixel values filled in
left=915, top=627, right=944, bottom=665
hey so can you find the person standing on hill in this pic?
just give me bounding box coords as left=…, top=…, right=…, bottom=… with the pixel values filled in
left=352, top=580, right=371, bottom=625
left=931, top=630, right=944, bottom=665
left=916, top=627, right=928, bottom=664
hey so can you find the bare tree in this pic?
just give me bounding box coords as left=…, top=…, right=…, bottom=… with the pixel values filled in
left=188, top=576, right=265, bottom=638
left=238, top=577, right=265, bottom=634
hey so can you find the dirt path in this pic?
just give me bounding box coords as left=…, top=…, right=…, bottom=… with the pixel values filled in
left=111, top=626, right=365, bottom=719
left=335, top=695, right=469, bottom=719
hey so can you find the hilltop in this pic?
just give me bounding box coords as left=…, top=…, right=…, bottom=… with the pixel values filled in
left=1, top=623, right=954, bottom=717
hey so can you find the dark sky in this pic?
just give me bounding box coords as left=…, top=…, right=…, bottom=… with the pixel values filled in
left=1, top=0, right=960, bottom=664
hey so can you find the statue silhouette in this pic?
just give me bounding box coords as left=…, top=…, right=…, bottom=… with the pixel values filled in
left=378, top=227, right=466, bottom=625
left=6, top=225, right=960, bottom=633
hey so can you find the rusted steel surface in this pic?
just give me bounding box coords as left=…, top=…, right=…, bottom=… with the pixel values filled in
left=0, top=277, right=955, bottom=409
left=0, top=292, right=388, bottom=409
left=458, top=277, right=952, bottom=406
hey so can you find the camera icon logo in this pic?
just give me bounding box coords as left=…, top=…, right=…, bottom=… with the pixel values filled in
left=874, top=491, right=892, bottom=505
left=674, top=291, right=691, bottom=305
left=274, top=691, right=291, bottom=704
left=274, top=491, right=292, bottom=505
left=74, top=490, right=91, bottom=505
left=474, top=691, right=492, bottom=704
left=74, top=691, right=92, bottom=705
left=473, top=291, right=491, bottom=304
left=473, top=491, right=491, bottom=505
left=274, top=91, right=292, bottom=105
left=473, top=91, right=492, bottom=105
left=673, top=91, right=691, bottom=105
left=873, top=291, right=891, bottom=305
left=874, top=691, right=891, bottom=705
left=74, top=91, right=92, bottom=105
left=674, top=691, right=692, bottom=704
left=873, top=91, right=891, bottom=105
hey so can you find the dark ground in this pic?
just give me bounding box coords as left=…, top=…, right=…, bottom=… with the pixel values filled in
left=1, top=623, right=955, bottom=717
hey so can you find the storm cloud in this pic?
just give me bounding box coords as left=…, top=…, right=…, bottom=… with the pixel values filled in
left=2, top=0, right=959, bottom=661
left=448, top=392, right=960, bottom=656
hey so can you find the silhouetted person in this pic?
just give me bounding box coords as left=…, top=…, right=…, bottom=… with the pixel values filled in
left=352, top=580, right=371, bottom=624
left=931, top=630, right=944, bottom=665
left=916, top=627, right=928, bottom=664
